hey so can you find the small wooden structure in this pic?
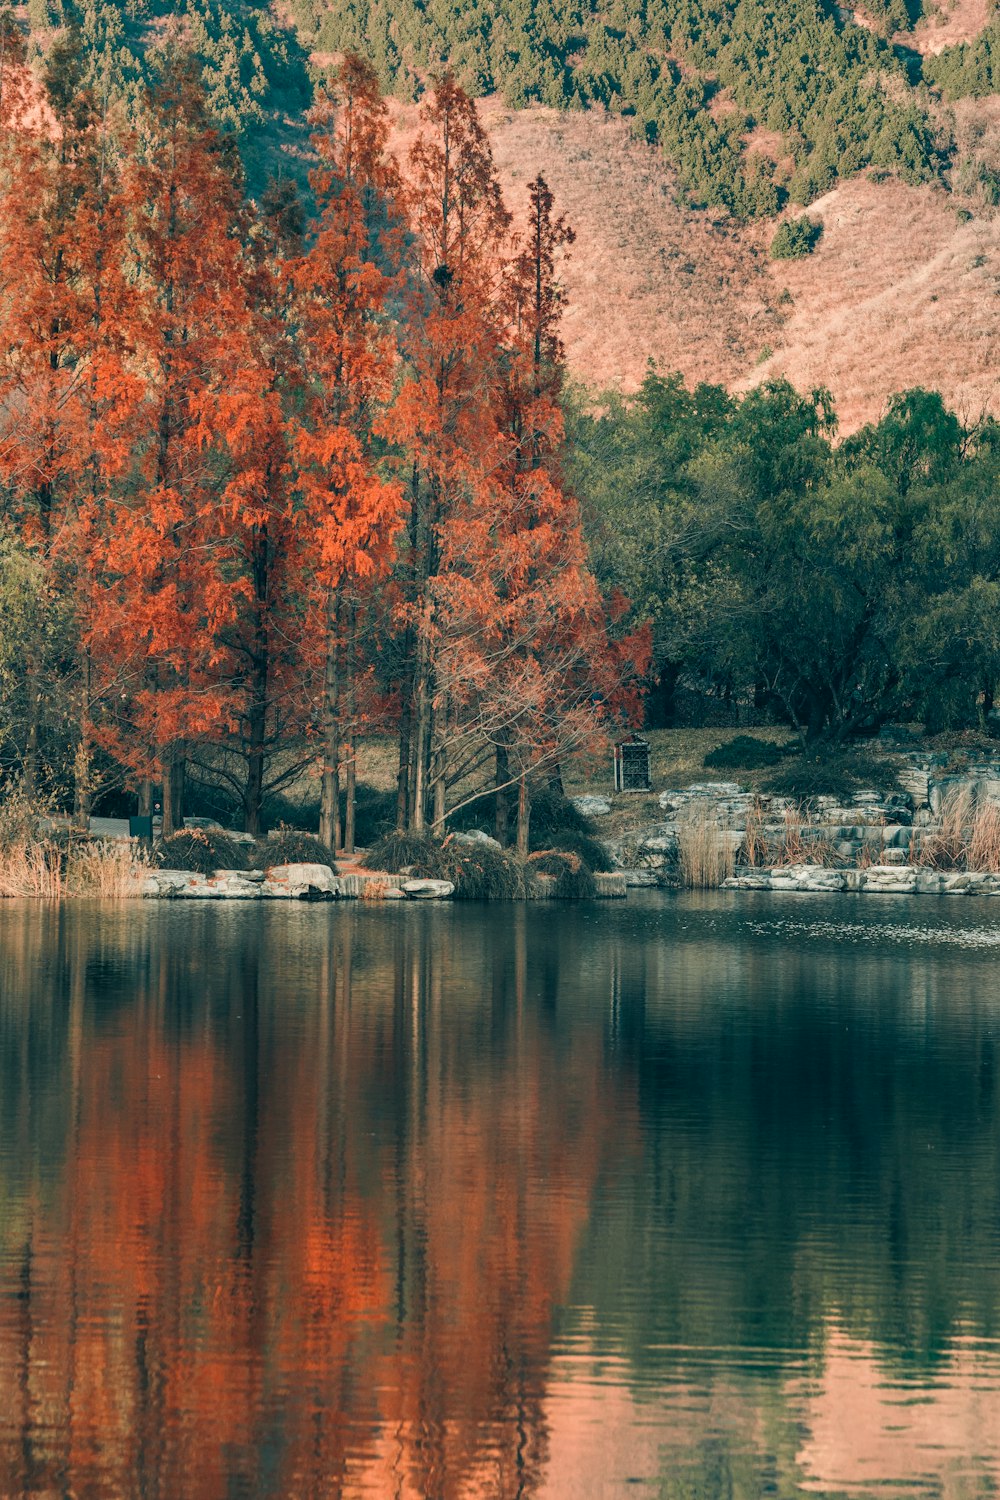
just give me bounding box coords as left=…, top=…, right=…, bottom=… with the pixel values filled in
left=613, top=735, right=652, bottom=793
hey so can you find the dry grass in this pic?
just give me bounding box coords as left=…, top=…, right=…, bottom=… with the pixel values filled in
left=0, top=841, right=64, bottom=898
left=382, top=97, right=1000, bottom=432
left=0, top=832, right=150, bottom=899
left=677, top=803, right=736, bottom=888
left=741, top=176, right=1000, bottom=434
left=360, top=876, right=391, bottom=900
left=66, top=840, right=151, bottom=898
left=912, top=787, right=1000, bottom=872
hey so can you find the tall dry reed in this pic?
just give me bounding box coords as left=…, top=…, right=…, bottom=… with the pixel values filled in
left=677, top=802, right=735, bottom=888
left=66, top=839, right=151, bottom=897
left=912, top=787, right=1000, bottom=872
left=0, top=841, right=64, bottom=898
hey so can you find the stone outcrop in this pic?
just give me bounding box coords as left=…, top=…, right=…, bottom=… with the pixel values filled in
left=401, top=879, right=456, bottom=899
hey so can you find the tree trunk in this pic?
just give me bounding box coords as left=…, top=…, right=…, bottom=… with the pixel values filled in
left=495, top=738, right=510, bottom=846
left=430, top=694, right=447, bottom=833
left=72, top=648, right=93, bottom=833
left=244, top=522, right=270, bottom=838
left=516, top=771, right=530, bottom=859
left=343, top=600, right=357, bottom=855
left=411, top=622, right=431, bottom=835
left=161, top=743, right=186, bottom=838
left=23, top=651, right=40, bottom=798
left=138, top=779, right=153, bottom=818
left=396, top=677, right=412, bottom=832
left=319, top=591, right=342, bottom=852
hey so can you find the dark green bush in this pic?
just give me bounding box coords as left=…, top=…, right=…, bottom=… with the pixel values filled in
left=349, top=784, right=396, bottom=846
left=544, top=828, right=614, bottom=872
left=156, top=829, right=250, bottom=874
left=261, top=830, right=336, bottom=868
left=446, top=841, right=526, bottom=900
left=528, top=787, right=591, bottom=844
left=365, top=831, right=448, bottom=878
left=529, top=850, right=598, bottom=900
left=183, top=777, right=243, bottom=827
left=770, top=217, right=822, bottom=260
left=704, top=735, right=784, bottom=770
left=260, top=791, right=320, bottom=832
left=764, top=752, right=889, bottom=806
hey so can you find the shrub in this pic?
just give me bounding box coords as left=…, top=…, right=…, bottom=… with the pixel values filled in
left=155, top=828, right=250, bottom=874
left=764, top=751, right=888, bottom=806
left=260, top=791, right=321, bottom=832
left=446, top=841, right=526, bottom=900
left=770, top=216, right=822, bottom=260
left=528, top=786, right=591, bottom=841
left=529, top=850, right=598, bottom=899
left=262, top=830, right=336, bottom=868
left=0, top=785, right=47, bottom=851
left=365, top=831, right=448, bottom=878
left=543, top=828, right=614, bottom=872
left=183, top=777, right=243, bottom=827
left=704, top=735, right=784, bottom=770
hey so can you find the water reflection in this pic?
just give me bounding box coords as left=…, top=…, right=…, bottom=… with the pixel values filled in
left=0, top=894, right=999, bottom=1497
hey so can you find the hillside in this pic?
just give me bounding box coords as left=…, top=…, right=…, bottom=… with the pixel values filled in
left=13, top=0, right=1000, bottom=427
left=444, top=100, right=1000, bottom=431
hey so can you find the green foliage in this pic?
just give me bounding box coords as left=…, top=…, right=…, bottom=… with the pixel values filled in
left=541, top=828, right=614, bottom=871
left=529, top=849, right=598, bottom=898
left=571, top=375, right=1000, bottom=739
left=769, top=216, right=822, bottom=259
left=260, top=791, right=320, bottom=832
left=924, top=22, right=1000, bottom=99
left=528, top=786, right=592, bottom=839
left=348, top=784, right=397, bottom=847
left=261, top=829, right=336, bottom=867
left=281, top=0, right=942, bottom=218
left=156, top=828, right=251, bottom=873
left=763, top=750, right=891, bottom=804
left=704, top=735, right=783, bottom=769
left=32, top=0, right=312, bottom=193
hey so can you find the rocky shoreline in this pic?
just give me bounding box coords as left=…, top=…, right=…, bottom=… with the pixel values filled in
left=139, top=861, right=628, bottom=901
left=590, top=756, right=1000, bottom=896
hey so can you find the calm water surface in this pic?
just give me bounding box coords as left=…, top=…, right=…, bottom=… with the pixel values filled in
left=2, top=891, right=1000, bottom=1498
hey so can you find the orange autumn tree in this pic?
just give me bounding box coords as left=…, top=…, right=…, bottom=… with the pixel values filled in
left=0, top=27, right=141, bottom=812
left=191, top=186, right=308, bottom=838
left=91, top=59, right=258, bottom=835
left=387, top=74, right=512, bottom=833
left=289, top=54, right=403, bottom=852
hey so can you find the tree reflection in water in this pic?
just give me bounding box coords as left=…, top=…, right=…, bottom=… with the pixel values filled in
left=0, top=904, right=628, bottom=1499
left=2, top=897, right=1000, bottom=1498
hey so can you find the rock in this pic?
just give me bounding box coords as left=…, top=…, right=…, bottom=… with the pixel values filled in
left=620, top=869, right=660, bottom=887
left=381, top=888, right=407, bottom=899
left=570, top=795, right=613, bottom=818
left=401, top=879, right=455, bottom=899
left=264, top=862, right=339, bottom=898
left=898, top=766, right=930, bottom=808
left=860, top=864, right=917, bottom=894
left=450, top=829, right=502, bottom=849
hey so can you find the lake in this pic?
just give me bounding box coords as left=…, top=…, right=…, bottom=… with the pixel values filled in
left=2, top=891, right=1000, bottom=1498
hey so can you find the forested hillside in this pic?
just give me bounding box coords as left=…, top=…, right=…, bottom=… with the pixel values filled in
left=17, top=0, right=312, bottom=186
left=16, top=0, right=998, bottom=216
left=288, top=0, right=953, bottom=215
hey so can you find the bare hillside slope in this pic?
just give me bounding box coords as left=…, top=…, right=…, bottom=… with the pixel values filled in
left=410, top=101, right=1000, bottom=432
